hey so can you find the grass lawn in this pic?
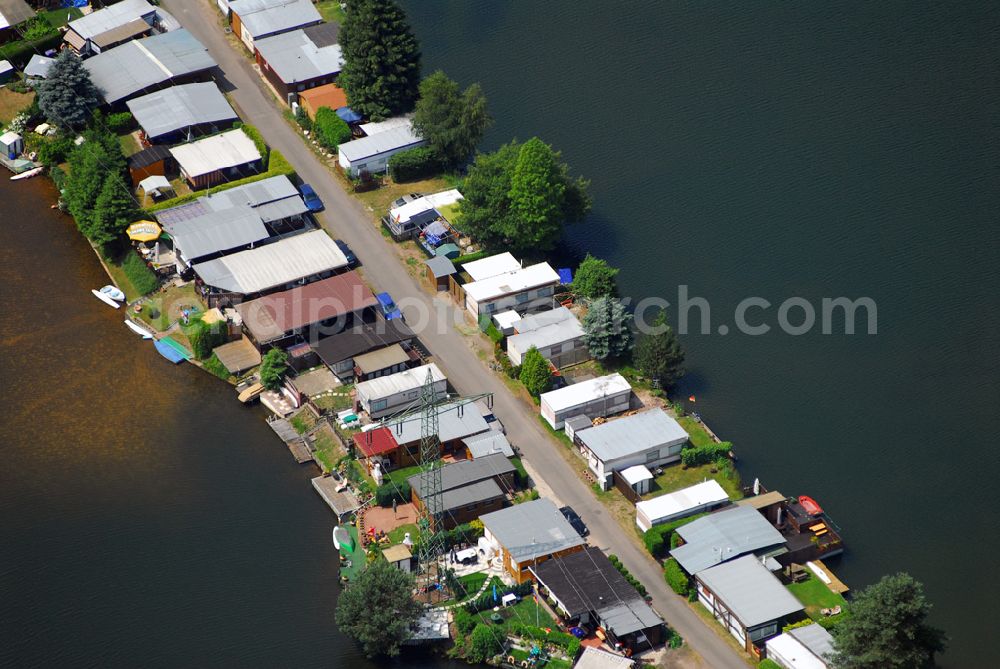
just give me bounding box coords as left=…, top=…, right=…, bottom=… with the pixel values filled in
left=458, top=571, right=488, bottom=597
left=118, top=132, right=141, bottom=157
left=501, top=595, right=556, bottom=631
left=644, top=459, right=742, bottom=501
left=202, top=353, right=232, bottom=381
left=40, top=7, right=83, bottom=29
left=312, top=425, right=343, bottom=473
left=312, top=389, right=352, bottom=414
left=315, top=0, right=346, bottom=23
left=787, top=576, right=849, bottom=621
left=387, top=522, right=418, bottom=545
left=385, top=463, right=422, bottom=488
left=290, top=409, right=318, bottom=434
left=353, top=175, right=453, bottom=222
left=0, top=88, right=32, bottom=124
left=135, top=283, right=202, bottom=331
left=678, top=415, right=719, bottom=449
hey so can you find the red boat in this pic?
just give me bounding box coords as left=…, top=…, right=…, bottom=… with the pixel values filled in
left=799, top=495, right=823, bottom=516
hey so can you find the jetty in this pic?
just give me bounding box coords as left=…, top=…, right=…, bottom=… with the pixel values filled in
left=311, top=475, right=361, bottom=521
left=266, top=416, right=314, bottom=464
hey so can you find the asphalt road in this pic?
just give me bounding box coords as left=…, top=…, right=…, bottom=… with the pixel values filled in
left=163, top=2, right=748, bottom=666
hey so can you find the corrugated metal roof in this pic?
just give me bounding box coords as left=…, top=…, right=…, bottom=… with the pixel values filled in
left=164, top=206, right=268, bottom=261
left=127, top=82, right=237, bottom=140
left=512, top=306, right=575, bottom=333
left=0, top=0, right=33, bottom=28
left=193, top=230, right=348, bottom=294
left=463, top=262, right=560, bottom=302
left=670, top=506, right=786, bottom=575
left=636, top=480, right=730, bottom=526
left=170, top=129, right=261, bottom=178
left=359, top=115, right=414, bottom=136
left=480, top=498, right=585, bottom=562
left=461, top=252, right=521, bottom=281
left=425, top=255, right=456, bottom=278
left=462, top=431, right=514, bottom=458
left=23, top=54, right=54, bottom=79
left=234, top=270, right=376, bottom=342
left=408, top=453, right=514, bottom=499
left=230, top=0, right=321, bottom=38
left=383, top=401, right=489, bottom=446
left=253, top=196, right=309, bottom=223
left=507, top=318, right=584, bottom=357
left=354, top=363, right=446, bottom=403
left=540, top=373, right=631, bottom=414
left=576, top=409, right=689, bottom=463
left=255, top=28, right=342, bottom=84
left=599, top=600, right=663, bottom=637
left=84, top=29, right=215, bottom=103
left=92, top=18, right=151, bottom=48
left=696, top=555, right=803, bottom=627
left=789, top=623, right=835, bottom=663
left=212, top=337, right=261, bottom=373
left=313, top=318, right=414, bottom=366
left=573, top=647, right=635, bottom=669
left=338, top=123, right=424, bottom=162
left=67, top=0, right=153, bottom=39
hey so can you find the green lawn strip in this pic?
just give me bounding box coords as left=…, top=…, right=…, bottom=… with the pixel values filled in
left=678, top=415, right=717, bottom=448
left=385, top=463, right=423, bottom=488
left=315, top=0, right=346, bottom=23
left=458, top=572, right=488, bottom=596
left=313, top=390, right=352, bottom=413
left=644, top=459, right=742, bottom=500
left=387, top=523, right=418, bottom=545
left=40, top=7, right=82, bottom=29
left=290, top=409, right=318, bottom=434
left=787, top=576, right=849, bottom=621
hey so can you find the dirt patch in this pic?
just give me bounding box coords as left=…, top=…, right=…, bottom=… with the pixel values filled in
left=657, top=644, right=708, bottom=668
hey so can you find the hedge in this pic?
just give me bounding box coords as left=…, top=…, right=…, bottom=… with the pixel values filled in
left=0, top=33, right=63, bottom=67
left=664, top=558, right=690, bottom=596
left=146, top=151, right=295, bottom=212
left=375, top=481, right=410, bottom=507
left=121, top=252, right=159, bottom=296
left=185, top=317, right=227, bottom=360
left=679, top=441, right=732, bottom=467
left=642, top=512, right=708, bottom=558
left=106, top=112, right=134, bottom=134
left=236, top=122, right=268, bottom=162
left=388, top=146, right=441, bottom=182
left=759, top=661, right=782, bottom=669
left=607, top=554, right=647, bottom=597
left=314, top=107, right=352, bottom=151
left=453, top=607, right=476, bottom=636
left=506, top=621, right=581, bottom=658
left=453, top=250, right=491, bottom=267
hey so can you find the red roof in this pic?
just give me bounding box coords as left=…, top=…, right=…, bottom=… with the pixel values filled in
left=354, top=427, right=398, bottom=458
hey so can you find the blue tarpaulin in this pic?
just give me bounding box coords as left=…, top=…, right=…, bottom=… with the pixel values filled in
left=422, top=221, right=449, bottom=246
left=336, top=107, right=363, bottom=123
left=558, top=268, right=573, bottom=284
left=62, top=0, right=87, bottom=7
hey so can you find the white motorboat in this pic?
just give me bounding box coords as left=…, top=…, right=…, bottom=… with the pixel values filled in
left=91, top=289, right=121, bottom=309
left=10, top=166, right=44, bottom=181
left=124, top=319, right=153, bottom=339
left=333, top=525, right=354, bottom=551
left=98, top=285, right=126, bottom=302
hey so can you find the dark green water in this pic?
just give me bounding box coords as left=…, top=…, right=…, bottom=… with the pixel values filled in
left=402, top=2, right=1000, bottom=665
left=0, top=177, right=464, bottom=668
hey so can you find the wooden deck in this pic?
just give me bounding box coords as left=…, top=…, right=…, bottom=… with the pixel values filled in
left=809, top=559, right=850, bottom=594
left=312, top=475, right=361, bottom=519
left=267, top=417, right=315, bottom=464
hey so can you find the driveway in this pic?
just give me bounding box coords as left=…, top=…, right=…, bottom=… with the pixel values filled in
left=161, top=2, right=748, bottom=666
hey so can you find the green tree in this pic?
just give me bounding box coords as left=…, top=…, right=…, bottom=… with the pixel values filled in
left=466, top=623, right=504, bottom=663
left=37, top=50, right=101, bottom=129
left=519, top=346, right=552, bottom=396
left=259, top=348, right=289, bottom=391
left=458, top=138, right=591, bottom=254
left=63, top=142, right=108, bottom=226
left=334, top=558, right=422, bottom=657
left=573, top=254, right=618, bottom=298
left=582, top=296, right=633, bottom=361
left=634, top=310, right=685, bottom=389
left=830, top=573, right=945, bottom=669
left=84, top=175, right=138, bottom=249
left=339, top=0, right=421, bottom=120
left=412, top=70, right=492, bottom=167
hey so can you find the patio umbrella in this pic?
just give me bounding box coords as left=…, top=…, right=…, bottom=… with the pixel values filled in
left=126, top=220, right=162, bottom=242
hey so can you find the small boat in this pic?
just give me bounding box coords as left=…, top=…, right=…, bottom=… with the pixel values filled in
left=154, top=338, right=187, bottom=364
left=10, top=166, right=44, bottom=181
left=91, top=289, right=121, bottom=309
left=99, top=285, right=126, bottom=302
left=237, top=382, right=264, bottom=404
left=124, top=319, right=153, bottom=339
left=799, top=495, right=823, bottom=516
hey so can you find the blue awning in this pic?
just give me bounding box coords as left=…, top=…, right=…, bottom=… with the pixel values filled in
left=558, top=268, right=573, bottom=284
left=336, top=107, right=363, bottom=123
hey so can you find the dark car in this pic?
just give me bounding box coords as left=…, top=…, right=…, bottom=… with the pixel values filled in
left=335, top=239, right=357, bottom=267
left=559, top=506, right=589, bottom=537
left=376, top=292, right=402, bottom=320
left=298, top=183, right=323, bottom=212
left=391, top=192, right=423, bottom=209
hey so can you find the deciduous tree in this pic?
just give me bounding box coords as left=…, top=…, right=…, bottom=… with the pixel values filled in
left=634, top=310, right=685, bottom=389
left=335, top=558, right=423, bottom=657
left=830, top=572, right=946, bottom=669
left=466, top=623, right=505, bottom=663
left=519, top=346, right=552, bottom=396
left=459, top=138, right=591, bottom=254
left=573, top=254, right=618, bottom=298
left=412, top=70, right=492, bottom=167
left=582, top=296, right=633, bottom=361
left=259, top=348, right=289, bottom=391
left=339, top=0, right=421, bottom=120
left=37, top=50, right=100, bottom=129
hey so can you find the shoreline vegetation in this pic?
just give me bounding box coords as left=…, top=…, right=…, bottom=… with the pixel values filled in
left=0, top=0, right=946, bottom=667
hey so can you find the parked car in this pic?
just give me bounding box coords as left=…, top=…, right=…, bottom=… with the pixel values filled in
left=559, top=506, right=589, bottom=537
left=376, top=292, right=402, bottom=320
left=298, top=183, right=323, bottom=212
left=391, top=192, right=423, bottom=209
left=335, top=239, right=357, bottom=267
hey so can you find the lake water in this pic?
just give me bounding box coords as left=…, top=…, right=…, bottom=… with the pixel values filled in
left=402, top=1, right=1000, bottom=665
left=0, top=177, right=463, bottom=668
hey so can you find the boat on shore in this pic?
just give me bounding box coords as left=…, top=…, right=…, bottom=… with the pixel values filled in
left=238, top=382, right=264, bottom=404
left=10, top=166, right=44, bottom=181
left=124, top=319, right=153, bottom=339
left=154, top=338, right=187, bottom=364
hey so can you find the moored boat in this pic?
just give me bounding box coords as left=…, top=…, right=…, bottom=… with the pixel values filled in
left=799, top=495, right=823, bottom=516
left=99, top=285, right=126, bottom=302
left=91, top=289, right=121, bottom=309
left=124, top=319, right=153, bottom=339
left=237, top=382, right=264, bottom=404
left=10, top=166, right=44, bottom=181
